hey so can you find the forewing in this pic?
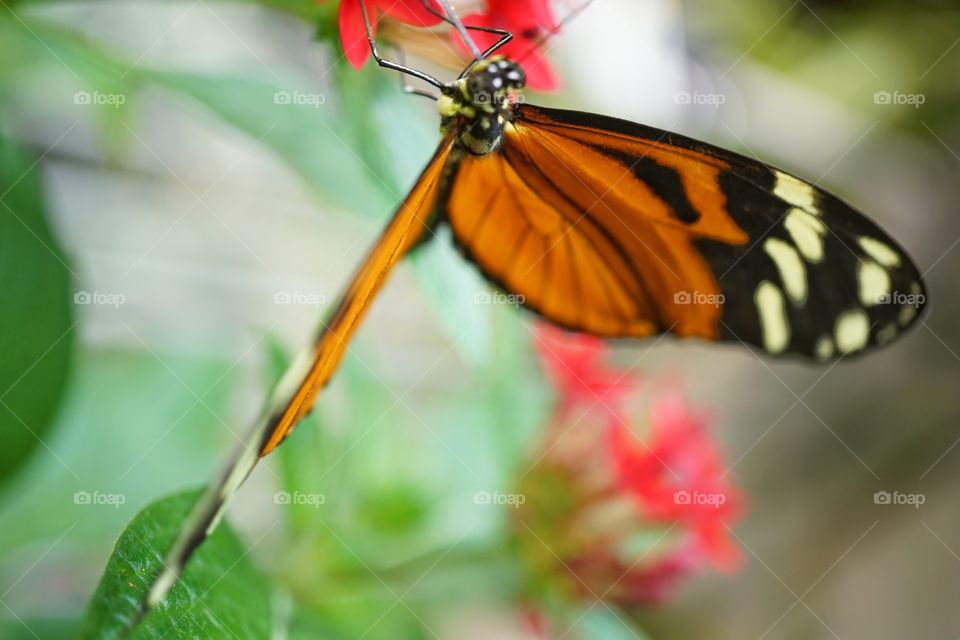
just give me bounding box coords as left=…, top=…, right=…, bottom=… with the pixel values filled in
left=443, top=104, right=926, bottom=359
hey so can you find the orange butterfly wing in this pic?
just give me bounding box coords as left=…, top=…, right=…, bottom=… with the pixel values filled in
left=445, top=106, right=747, bottom=340
left=443, top=104, right=925, bottom=359
left=258, top=134, right=455, bottom=455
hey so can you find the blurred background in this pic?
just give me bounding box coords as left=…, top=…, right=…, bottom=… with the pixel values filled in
left=0, top=0, right=958, bottom=638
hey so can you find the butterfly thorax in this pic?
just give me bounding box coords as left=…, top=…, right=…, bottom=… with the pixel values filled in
left=439, top=56, right=526, bottom=156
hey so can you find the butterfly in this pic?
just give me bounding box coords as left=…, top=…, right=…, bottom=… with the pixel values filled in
left=143, top=1, right=926, bottom=611
left=251, top=67, right=926, bottom=456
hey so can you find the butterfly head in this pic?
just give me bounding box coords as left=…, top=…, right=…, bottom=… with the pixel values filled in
left=439, top=56, right=526, bottom=156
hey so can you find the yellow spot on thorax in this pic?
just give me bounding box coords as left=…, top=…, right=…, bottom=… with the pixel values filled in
left=437, top=95, right=459, bottom=118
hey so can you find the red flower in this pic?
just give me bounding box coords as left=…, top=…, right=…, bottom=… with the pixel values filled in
left=457, top=0, right=560, bottom=90
left=325, top=0, right=444, bottom=70
left=607, top=390, right=745, bottom=572
left=512, top=327, right=745, bottom=609
left=534, top=324, right=639, bottom=418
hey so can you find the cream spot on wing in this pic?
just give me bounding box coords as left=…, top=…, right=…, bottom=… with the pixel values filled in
left=764, top=237, right=807, bottom=304
left=876, top=323, right=898, bottom=346
left=774, top=171, right=817, bottom=212
left=898, top=304, right=918, bottom=327
left=858, top=236, right=902, bottom=268
left=815, top=335, right=835, bottom=361
left=784, top=208, right=827, bottom=263
left=835, top=309, right=871, bottom=354
left=858, top=260, right=891, bottom=307
left=755, top=281, right=790, bottom=354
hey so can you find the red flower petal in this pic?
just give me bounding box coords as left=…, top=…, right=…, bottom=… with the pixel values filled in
left=454, top=11, right=560, bottom=92
left=695, top=521, right=744, bottom=573
left=605, top=390, right=745, bottom=574
left=453, top=12, right=498, bottom=54
left=338, top=0, right=373, bottom=70
left=518, top=49, right=559, bottom=91
left=376, top=0, right=444, bottom=27
left=488, top=0, right=558, bottom=30
left=534, top=324, right=638, bottom=415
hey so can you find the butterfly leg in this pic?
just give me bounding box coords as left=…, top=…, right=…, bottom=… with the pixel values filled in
left=394, top=45, right=440, bottom=100
left=357, top=0, right=444, bottom=89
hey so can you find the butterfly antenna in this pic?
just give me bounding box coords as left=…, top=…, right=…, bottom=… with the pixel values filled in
left=518, top=0, right=598, bottom=65
left=418, top=1, right=513, bottom=78
left=358, top=0, right=444, bottom=89
left=435, top=0, right=484, bottom=61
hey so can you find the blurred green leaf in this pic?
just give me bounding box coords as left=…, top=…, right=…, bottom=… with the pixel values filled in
left=80, top=490, right=273, bottom=640
left=149, top=63, right=494, bottom=367
left=0, top=16, right=139, bottom=159
left=0, top=132, right=74, bottom=486
left=409, top=233, right=492, bottom=368
left=144, top=68, right=390, bottom=218
left=0, top=617, right=79, bottom=640
left=577, top=607, right=653, bottom=640
left=2, top=12, right=494, bottom=370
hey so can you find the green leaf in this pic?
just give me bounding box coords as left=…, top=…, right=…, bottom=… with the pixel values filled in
left=0, top=131, right=74, bottom=486
left=80, top=490, right=272, bottom=640
left=409, top=232, right=492, bottom=368
left=576, top=607, right=653, bottom=640
left=0, top=617, right=79, bottom=640
left=0, top=17, right=140, bottom=159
